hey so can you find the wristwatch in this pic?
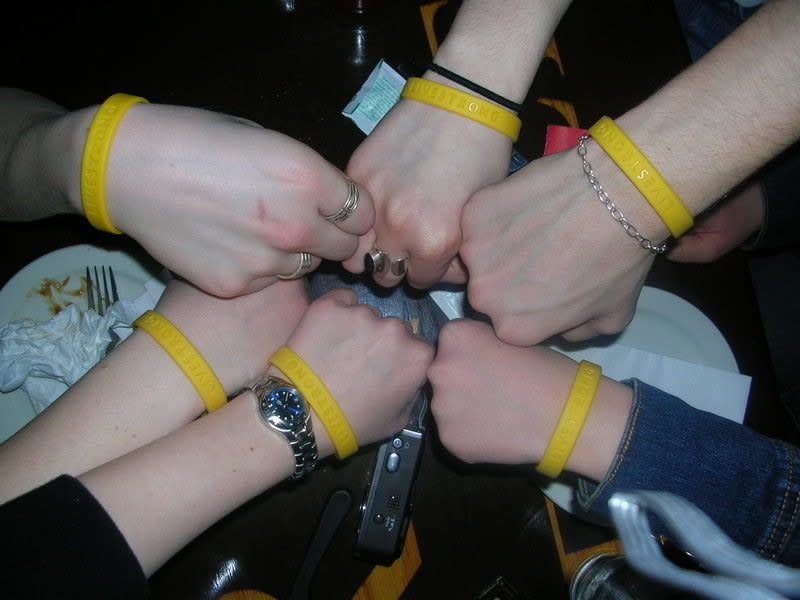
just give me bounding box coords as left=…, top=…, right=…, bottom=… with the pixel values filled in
left=250, top=375, right=318, bottom=479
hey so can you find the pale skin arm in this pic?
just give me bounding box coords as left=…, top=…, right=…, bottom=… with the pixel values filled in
left=75, top=288, right=433, bottom=575
left=460, top=0, right=800, bottom=345
left=0, top=277, right=308, bottom=503
left=0, top=88, right=375, bottom=296
left=342, top=0, right=571, bottom=288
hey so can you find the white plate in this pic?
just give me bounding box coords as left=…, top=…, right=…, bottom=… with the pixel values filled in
left=540, top=286, right=742, bottom=517
left=0, top=244, right=158, bottom=442
left=608, top=287, right=737, bottom=372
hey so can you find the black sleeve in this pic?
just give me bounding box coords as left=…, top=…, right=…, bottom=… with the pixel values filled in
left=746, top=140, right=800, bottom=251
left=0, top=474, right=149, bottom=600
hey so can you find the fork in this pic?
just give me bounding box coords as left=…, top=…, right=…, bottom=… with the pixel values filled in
left=86, top=265, right=119, bottom=316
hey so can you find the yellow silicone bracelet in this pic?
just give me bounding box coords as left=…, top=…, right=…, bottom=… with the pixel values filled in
left=80, top=93, right=148, bottom=234
left=401, top=77, right=521, bottom=142
left=133, top=310, right=227, bottom=413
left=536, top=360, right=602, bottom=479
left=589, top=116, right=693, bottom=238
left=270, top=346, right=359, bottom=460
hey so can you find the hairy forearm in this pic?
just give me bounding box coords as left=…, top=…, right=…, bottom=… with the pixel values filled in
left=605, top=0, right=800, bottom=237
left=0, top=88, right=89, bottom=220
left=432, top=0, right=572, bottom=103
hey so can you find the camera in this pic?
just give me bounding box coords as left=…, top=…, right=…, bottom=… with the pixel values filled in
left=354, top=385, right=428, bottom=565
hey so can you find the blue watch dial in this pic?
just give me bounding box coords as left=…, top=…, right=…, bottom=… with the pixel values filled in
left=251, top=376, right=317, bottom=479
left=262, top=386, right=306, bottom=429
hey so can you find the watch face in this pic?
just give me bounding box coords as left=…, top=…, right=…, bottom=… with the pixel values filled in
left=262, top=385, right=306, bottom=431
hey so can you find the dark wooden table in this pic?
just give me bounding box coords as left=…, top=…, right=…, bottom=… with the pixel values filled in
left=2, top=1, right=795, bottom=598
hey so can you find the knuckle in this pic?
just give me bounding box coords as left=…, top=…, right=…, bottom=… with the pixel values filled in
left=315, top=291, right=347, bottom=313
left=493, top=318, right=532, bottom=346
left=437, top=431, right=475, bottom=464
left=203, top=273, right=247, bottom=298
left=596, top=310, right=634, bottom=336
left=438, top=319, right=479, bottom=349
left=466, top=281, right=495, bottom=317
left=436, top=320, right=462, bottom=351
left=416, top=230, right=460, bottom=264
left=414, top=340, right=435, bottom=369
left=383, top=205, right=460, bottom=262
left=461, top=194, right=484, bottom=228
left=561, top=328, right=589, bottom=343
left=264, top=220, right=313, bottom=251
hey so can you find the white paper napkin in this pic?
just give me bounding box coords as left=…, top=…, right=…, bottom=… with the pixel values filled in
left=555, top=343, right=750, bottom=423
left=0, top=278, right=166, bottom=413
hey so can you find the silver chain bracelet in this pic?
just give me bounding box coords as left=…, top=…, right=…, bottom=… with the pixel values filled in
left=577, top=134, right=668, bottom=255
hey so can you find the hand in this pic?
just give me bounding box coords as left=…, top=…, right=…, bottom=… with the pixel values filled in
left=460, top=151, right=656, bottom=345
left=668, top=182, right=764, bottom=263
left=277, top=288, right=434, bottom=456
left=153, top=277, right=309, bottom=394
left=428, top=319, right=632, bottom=481
left=341, top=95, right=512, bottom=289
left=98, top=104, right=375, bottom=297
left=428, top=319, right=577, bottom=464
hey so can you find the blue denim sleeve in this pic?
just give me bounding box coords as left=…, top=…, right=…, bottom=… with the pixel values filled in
left=576, top=379, right=800, bottom=565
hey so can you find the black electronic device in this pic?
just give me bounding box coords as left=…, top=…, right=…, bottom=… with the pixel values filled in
left=354, top=385, right=428, bottom=565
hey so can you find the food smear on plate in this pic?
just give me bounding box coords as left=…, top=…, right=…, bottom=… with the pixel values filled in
left=33, top=275, right=87, bottom=315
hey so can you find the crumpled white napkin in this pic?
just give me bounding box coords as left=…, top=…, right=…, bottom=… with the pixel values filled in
left=0, top=278, right=165, bottom=413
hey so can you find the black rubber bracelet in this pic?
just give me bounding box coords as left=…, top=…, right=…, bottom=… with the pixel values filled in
left=427, top=63, right=524, bottom=113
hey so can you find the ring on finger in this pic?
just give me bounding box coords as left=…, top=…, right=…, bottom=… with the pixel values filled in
left=389, top=257, right=408, bottom=277
left=277, top=251, right=313, bottom=280
left=323, top=178, right=359, bottom=224
left=364, top=248, right=387, bottom=274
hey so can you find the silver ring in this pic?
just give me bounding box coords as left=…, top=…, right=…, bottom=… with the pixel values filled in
left=277, top=251, right=313, bottom=280
left=323, top=178, right=359, bottom=223
left=389, top=257, right=408, bottom=277
left=364, top=248, right=387, bottom=274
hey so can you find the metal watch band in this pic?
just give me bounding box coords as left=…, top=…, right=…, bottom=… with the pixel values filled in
left=250, top=376, right=318, bottom=479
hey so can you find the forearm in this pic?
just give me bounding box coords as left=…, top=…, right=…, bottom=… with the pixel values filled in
left=431, top=0, right=571, bottom=103
left=594, top=0, right=800, bottom=240
left=0, top=330, right=206, bottom=502
left=0, top=278, right=307, bottom=503
left=79, top=389, right=294, bottom=575
left=0, top=88, right=89, bottom=220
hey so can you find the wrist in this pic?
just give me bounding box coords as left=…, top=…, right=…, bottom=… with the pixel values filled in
left=528, top=357, right=632, bottom=481
left=226, top=389, right=297, bottom=481
left=422, top=70, right=520, bottom=113
left=580, top=135, right=673, bottom=245
left=132, top=311, right=227, bottom=415
left=268, top=346, right=359, bottom=461
left=5, top=108, right=88, bottom=218
left=432, top=45, right=530, bottom=106
left=147, top=304, right=245, bottom=399
left=103, top=329, right=209, bottom=421
left=432, top=0, right=569, bottom=104
left=401, top=77, right=521, bottom=142
left=613, top=108, right=718, bottom=219
left=57, top=108, right=97, bottom=216
left=264, top=365, right=336, bottom=459
left=567, top=377, right=633, bottom=482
